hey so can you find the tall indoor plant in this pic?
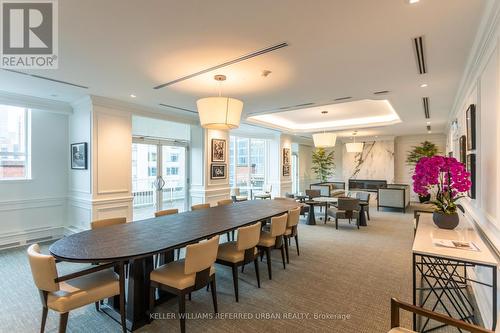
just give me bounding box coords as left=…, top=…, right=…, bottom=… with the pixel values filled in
left=406, top=141, right=439, bottom=202
left=312, top=148, right=335, bottom=182
left=412, top=156, right=471, bottom=229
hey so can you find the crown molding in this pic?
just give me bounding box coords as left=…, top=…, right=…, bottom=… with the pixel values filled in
left=0, top=90, right=72, bottom=114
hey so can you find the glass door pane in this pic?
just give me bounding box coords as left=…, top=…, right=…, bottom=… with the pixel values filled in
left=292, top=153, right=298, bottom=193
left=235, top=138, right=250, bottom=196
left=132, top=143, right=159, bottom=220
left=250, top=139, right=265, bottom=193
left=161, top=145, right=187, bottom=212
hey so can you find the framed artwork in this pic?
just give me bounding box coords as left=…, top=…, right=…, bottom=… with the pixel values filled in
left=466, top=104, right=476, bottom=150
left=466, top=154, right=476, bottom=199
left=282, top=148, right=290, bottom=166
left=211, top=139, right=226, bottom=162
left=71, top=142, right=88, bottom=170
left=283, top=164, right=290, bottom=177
left=459, top=135, right=466, bottom=164
left=211, top=164, right=226, bottom=179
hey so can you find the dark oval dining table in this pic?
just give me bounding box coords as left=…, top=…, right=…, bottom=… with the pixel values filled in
left=50, top=199, right=301, bottom=331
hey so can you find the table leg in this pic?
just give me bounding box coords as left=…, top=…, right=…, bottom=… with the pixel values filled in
left=412, top=253, right=417, bottom=331
left=359, top=205, right=367, bottom=226
left=324, top=203, right=329, bottom=222
left=492, top=267, right=497, bottom=330
left=306, top=205, right=316, bottom=225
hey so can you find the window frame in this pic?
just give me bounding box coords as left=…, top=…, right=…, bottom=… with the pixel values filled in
left=0, top=107, right=31, bottom=181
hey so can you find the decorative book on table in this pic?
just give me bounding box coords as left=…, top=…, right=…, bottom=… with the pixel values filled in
left=432, top=239, right=479, bottom=252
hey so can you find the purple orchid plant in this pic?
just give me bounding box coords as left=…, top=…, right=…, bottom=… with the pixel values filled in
left=412, top=156, right=471, bottom=214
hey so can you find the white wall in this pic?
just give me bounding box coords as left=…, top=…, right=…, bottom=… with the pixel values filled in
left=446, top=1, right=500, bottom=329
left=0, top=109, right=68, bottom=248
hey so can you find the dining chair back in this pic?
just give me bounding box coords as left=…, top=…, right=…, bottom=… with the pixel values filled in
left=287, top=207, right=301, bottom=228
left=191, top=203, right=210, bottom=210
left=90, top=217, right=126, bottom=229
left=305, top=189, right=321, bottom=199
left=236, top=222, right=261, bottom=251
left=155, top=208, right=179, bottom=217
left=270, top=213, right=288, bottom=237
left=184, top=235, right=220, bottom=275
left=217, top=199, right=233, bottom=206
left=338, top=198, right=360, bottom=215
left=27, top=244, right=59, bottom=292
left=356, top=192, right=370, bottom=203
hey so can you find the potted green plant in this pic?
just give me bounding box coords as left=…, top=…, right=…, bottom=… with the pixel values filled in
left=312, top=148, right=335, bottom=182
left=413, top=156, right=471, bottom=229
left=406, top=141, right=439, bottom=203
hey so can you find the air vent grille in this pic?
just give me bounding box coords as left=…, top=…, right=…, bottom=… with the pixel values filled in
left=153, top=42, right=289, bottom=89
left=422, top=97, right=430, bottom=119
left=159, top=103, right=197, bottom=114
left=334, top=96, right=352, bottom=101
left=413, top=36, right=427, bottom=74
left=278, top=102, right=314, bottom=110
left=3, top=69, right=89, bottom=89
left=373, top=90, right=390, bottom=95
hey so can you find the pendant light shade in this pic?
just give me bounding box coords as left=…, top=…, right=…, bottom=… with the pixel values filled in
left=346, top=131, right=364, bottom=152
left=196, top=96, right=243, bottom=129
left=196, top=74, right=243, bottom=130
left=346, top=142, right=364, bottom=152
left=313, top=132, right=337, bottom=148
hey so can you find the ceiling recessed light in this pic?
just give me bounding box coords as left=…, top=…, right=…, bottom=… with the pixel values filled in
left=420, top=83, right=428, bottom=88
left=130, top=94, right=136, bottom=98
left=408, top=0, right=420, bottom=4
left=426, top=121, right=431, bottom=125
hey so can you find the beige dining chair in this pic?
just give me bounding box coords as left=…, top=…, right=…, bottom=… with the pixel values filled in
left=283, top=206, right=301, bottom=263
left=215, top=223, right=261, bottom=302
left=191, top=203, right=210, bottom=211
left=155, top=208, right=179, bottom=217
left=27, top=244, right=126, bottom=333
left=90, top=217, right=126, bottom=230
left=154, top=208, right=181, bottom=261
left=217, top=199, right=233, bottom=206
left=257, top=213, right=288, bottom=280
left=149, top=235, right=220, bottom=333
left=217, top=199, right=235, bottom=241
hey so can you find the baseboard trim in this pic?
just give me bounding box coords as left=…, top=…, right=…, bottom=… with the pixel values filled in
left=0, top=226, right=65, bottom=250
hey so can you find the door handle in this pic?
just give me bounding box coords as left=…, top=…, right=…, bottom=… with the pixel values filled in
left=158, top=176, right=166, bottom=190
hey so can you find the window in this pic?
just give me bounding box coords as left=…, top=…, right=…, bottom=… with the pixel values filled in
left=148, top=167, right=157, bottom=176
left=0, top=105, right=30, bottom=180
left=229, top=136, right=268, bottom=196
left=166, top=167, right=179, bottom=175
left=169, top=153, right=179, bottom=162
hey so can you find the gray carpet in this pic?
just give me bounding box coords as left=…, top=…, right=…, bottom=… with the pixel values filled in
left=0, top=206, right=417, bottom=333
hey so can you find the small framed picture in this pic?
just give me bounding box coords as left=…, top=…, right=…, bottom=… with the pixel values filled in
left=71, top=142, right=88, bottom=170
left=283, top=164, right=290, bottom=177
left=212, top=139, right=226, bottom=162
left=282, top=148, right=290, bottom=166
left=466, top=104, right=476, bottom=150
left=459, top=135, right=466, bottom=164
left=211, top=164, right=226, bottom=179
left=466, top=154, right=476, bottom=199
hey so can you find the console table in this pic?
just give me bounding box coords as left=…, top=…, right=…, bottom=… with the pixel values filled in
left=412, top=212, right=497, bottom=332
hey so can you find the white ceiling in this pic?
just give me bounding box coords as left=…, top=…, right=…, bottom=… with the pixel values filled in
left=0, top=0, right=486, bottom=137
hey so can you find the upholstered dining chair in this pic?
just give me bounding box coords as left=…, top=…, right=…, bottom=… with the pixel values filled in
left=154, top=208, right=179, bottom=217
left=327, top=198, right=360, bottom=229
left=305, top=189, right=324, bottom=212
left=27, top=244, right=127, bottom=333
left=154, top=208, right=181, bottom=261
left=257, top=213, right=288, bottom=280
left=90, top=217, right=126, bottom=229
left=215, top=222, right=261, bottom=302
left=254, top=184, right=272, bottom=199
left=230, top=187, right=248, bottom=202
left=90, top=217, right=129, bottom=280
left=191, top=203, right=210, bottom=211
left=355, top=192, right=371, bottom=220
left=217, top=199, right=235, bottom=241
left=149, top=235, right=220, bottom=333
left=283, top=206, right=301, bottom=263
left=217, top=199, right=234, bottom=206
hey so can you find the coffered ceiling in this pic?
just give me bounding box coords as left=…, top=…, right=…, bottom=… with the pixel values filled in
left=0, top=0, right=487, bottom=137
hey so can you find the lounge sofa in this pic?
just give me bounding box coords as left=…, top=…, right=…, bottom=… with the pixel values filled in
left=309, top=181, right=345, bottom=197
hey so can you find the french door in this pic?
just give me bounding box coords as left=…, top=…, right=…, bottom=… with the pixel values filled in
left=132, top=138, right=188, bottom=220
